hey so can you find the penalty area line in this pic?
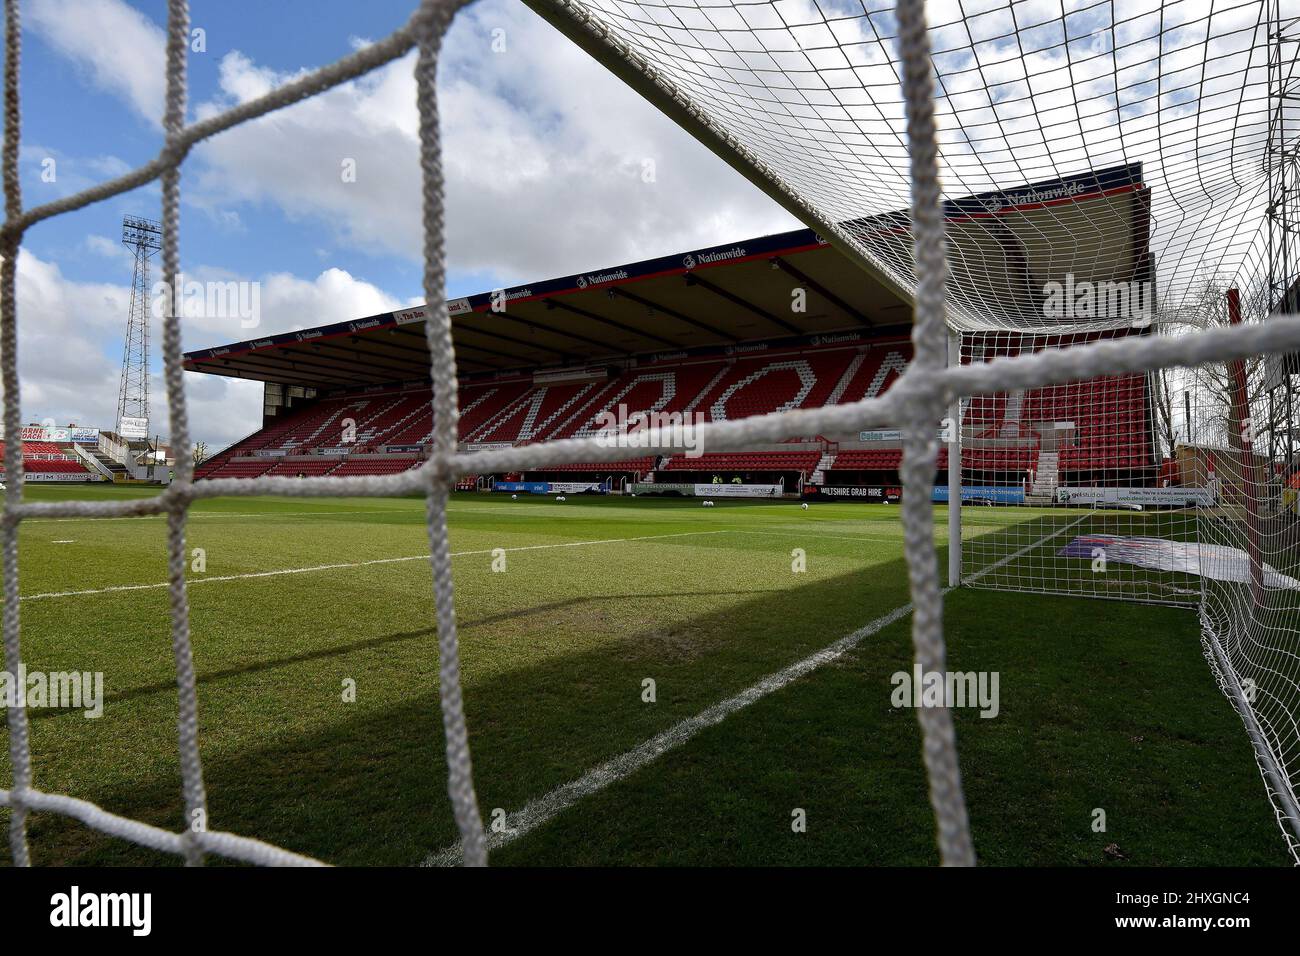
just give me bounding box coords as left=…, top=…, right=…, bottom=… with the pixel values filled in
left=422, top=515, right=1086, bottom=866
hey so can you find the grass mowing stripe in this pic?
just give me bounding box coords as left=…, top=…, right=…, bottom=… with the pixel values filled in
left=21, top=529, right=735, bottom=601
left=423, top=515, right=1085, bottom=866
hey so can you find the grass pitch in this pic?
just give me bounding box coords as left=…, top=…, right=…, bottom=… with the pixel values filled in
left=0, top=485, right=1287, bottom=866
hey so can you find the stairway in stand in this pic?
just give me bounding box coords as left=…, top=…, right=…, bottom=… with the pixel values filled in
left=808, top=451, right=836, bottom=486
left=1026, top=450, right=1059, bottom=504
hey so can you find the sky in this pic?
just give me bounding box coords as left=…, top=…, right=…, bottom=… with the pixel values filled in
left=11, top=0, right=797, bottom=449
left=9, top=0, right=1280, bottom=452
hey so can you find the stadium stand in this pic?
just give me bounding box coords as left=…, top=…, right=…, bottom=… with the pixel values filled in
left=331, top=457, right=421, bottom=477
left=21, top=441, right=67, bottom=457
left=193, top=333, right=1153, bottom=488
left=661, top=451, right=820, bottom=475
left=17, top=458, right=91, bottom=475
left=543, top=457, right=656, bottom=474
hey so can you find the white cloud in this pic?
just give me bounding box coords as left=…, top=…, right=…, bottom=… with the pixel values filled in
left=8, top=250, right=413, bottom=450
left=27, top=0, right=165, bottom=125
left=184, top=0, right=794, bottom=282
left=23, top=0, right=797, bottom=288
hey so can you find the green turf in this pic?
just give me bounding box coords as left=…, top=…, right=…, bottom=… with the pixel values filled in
left=0, top=485, right=1287, bottom=865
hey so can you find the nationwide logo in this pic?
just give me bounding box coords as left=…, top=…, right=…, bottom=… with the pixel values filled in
left=652, top=351, right=688, bottom=362
left=724, top=342, right=769, bottom=355
left=995, top=180, right=1088, bottom=209
left=689, top=246, right=746, bottom=267
left=210, top=347, right=230, bottom=356
left=577, top=269, right=628, bottom=290
left=295, top=330, right=323, bottom=341
left=251, top=339, right=273, bottom=349
left=348, top=318, right=381, bottom=333
left=810, top=332, right=859, bottom=346
left=813, top=233, right=828, bottom=245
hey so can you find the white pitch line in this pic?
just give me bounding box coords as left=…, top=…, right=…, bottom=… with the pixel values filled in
left=29, top=509, right=415, bottom=524
left=422, top=514, right=1089, bottom=866
left=20, top=529, right=733, bottom=602
left=732, top=529, right=944, bottom=545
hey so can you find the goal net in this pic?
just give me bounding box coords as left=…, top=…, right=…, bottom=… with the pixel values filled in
left=3, top=0, right=1300, bottom=866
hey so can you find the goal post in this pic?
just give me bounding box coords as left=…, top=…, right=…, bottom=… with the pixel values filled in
left=948, top=330, right=961, bottom=588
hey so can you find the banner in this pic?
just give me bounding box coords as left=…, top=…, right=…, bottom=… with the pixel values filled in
left=694, top=483, right=782, bottom=498
left=462, top=442, right=513, bottom=452
left=804, top=485, right=901, bottom=503
left=17, top=425, right=98, bottom=443
left=933, top=485, right=1026, bottom=504
left=20, top=472, right=102, bottom=482
left=630, top=482, right=693, bottom=495
left=119, top=417, right=149, bottom=440
left=547, top=481, right=608, bottom=494
left=1054, top=485, right=1214, bottom=507
left=494, top=481, right=550, bottom=494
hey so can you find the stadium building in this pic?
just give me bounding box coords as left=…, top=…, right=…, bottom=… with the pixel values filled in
left=188, top=163, right=1157, bottom=504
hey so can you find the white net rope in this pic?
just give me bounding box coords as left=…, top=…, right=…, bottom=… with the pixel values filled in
left=1, top=0, right=1299, bottom=866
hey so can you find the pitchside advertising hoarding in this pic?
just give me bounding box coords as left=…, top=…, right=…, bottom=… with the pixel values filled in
left=804, top=485, right=902, bottom=503
left=699, top=483, right=781, bottom=498
left=1054, top=486, right=1215, bottom=507
left=628, top=482, right=782, bottom=498
left=806, top=485, right=1023, bottom=504
left=493, top=480, right=610, bottom=494
left=932, top=485, right=1027, bottom=504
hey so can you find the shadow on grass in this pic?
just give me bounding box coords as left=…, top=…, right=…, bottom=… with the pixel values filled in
left=21, top=588, right=787, bottom=723
left=5, top=531, right=1288, bottom=867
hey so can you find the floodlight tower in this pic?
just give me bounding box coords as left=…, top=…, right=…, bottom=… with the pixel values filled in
left=117, top=215, right=162, bottom=440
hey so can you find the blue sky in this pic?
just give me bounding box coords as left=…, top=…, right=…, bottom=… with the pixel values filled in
left=13, top=0, right=793, bottom=448
left=17, top=0, right=1258, bottom=451
left=23, top=1, right=418, bottom=293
